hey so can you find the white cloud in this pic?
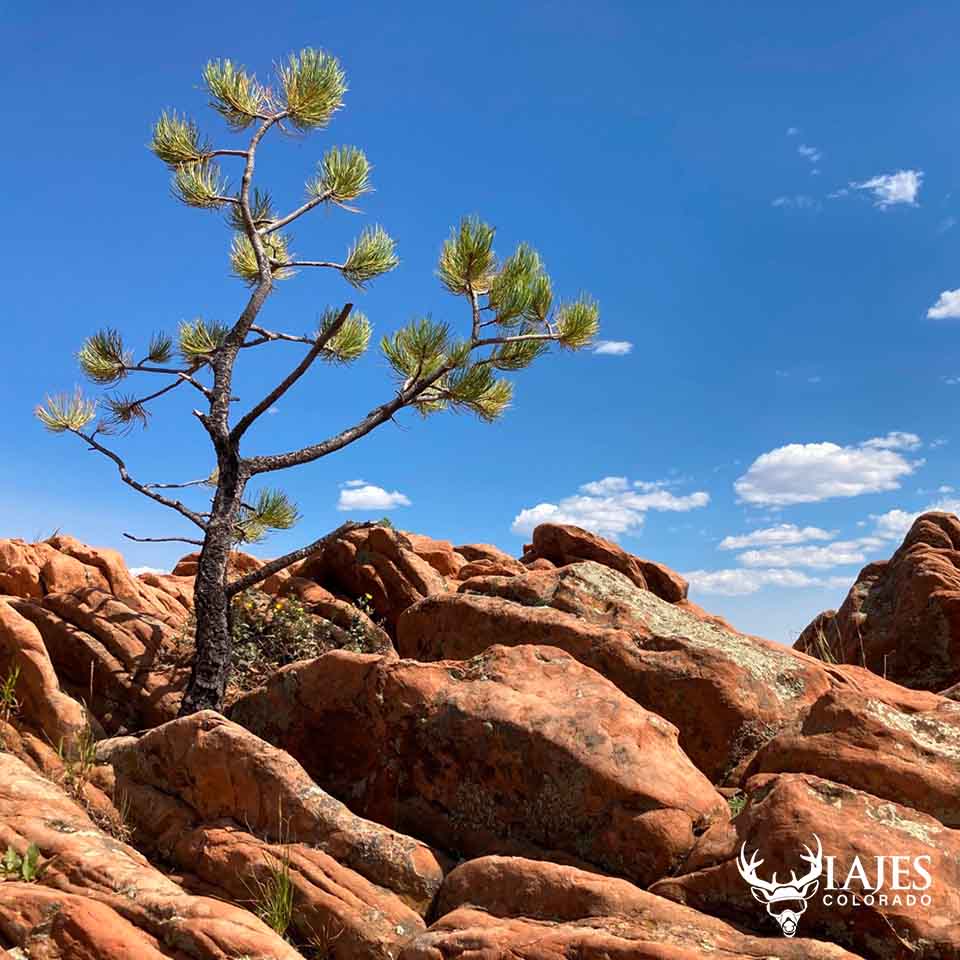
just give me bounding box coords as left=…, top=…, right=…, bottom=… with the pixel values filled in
left=267, top=406, right=279, bottom=415
left=786, top=127, right=799, bottom=136
left=719, top=523, right=835, bottom=551
left=928, top=289, right=960, bottom=320
left=684, top=567, right=850, bottom=597
left=511, top=477, right=710, bottom=539
left=772, top=194, right=817, bottom=209
left=798, top=144, right=822, bottom=164
left=593, top=340, right=634, bottom=356
left=734, top=434, right=922, bottom=506
left=130, top=565, right=168, bottom=576
left=943, top=376, right=960, bottom=386
left=738, top=541, right=867, bottom=569
left=938, top=216, right=957, bottom=234
left=852, top=170, right=922, bottom=208
left=337, top=482, right=411, bottom=511
left=580, top=476, right=629, bottom=496
left=869, top=496, right=960, bottom=543
left=861, top=431, right=921, bottom=451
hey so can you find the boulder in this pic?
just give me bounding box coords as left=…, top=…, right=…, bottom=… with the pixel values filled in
left=401, top=533, right=466, bottom=578
left=521, top=523, right=689, bottom=603
left=10, top=590, right=186, bottom=733
left=0, top=752, right=302, bottom=960
left=652, top=772, right=960, bottom=959
left=297, top=526, right=448, bottom=629
left=795, top=512, right=960, bottom=693
left=230, top=644, right=727, bottom=886
left=0, top=600, right=88, bottom=750
left=399, top=561, right=960, bottom=823
left=99, top=710, right=446, bottom=915
left=410, top=855, right=862, bottom=959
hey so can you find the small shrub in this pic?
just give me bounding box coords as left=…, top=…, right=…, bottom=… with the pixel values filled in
left=1, top=843, right=47, bottom=882
left=0, top=664, right=20, bottom=725
left=231, top=590, right=332, bottom=692
left=344, top=593, right=381, bottom=653
left=250, top=849, right=295, bottom=937
left=57, top=724, right=98, bottom=798
left=727, top=793, right=747, bottom=818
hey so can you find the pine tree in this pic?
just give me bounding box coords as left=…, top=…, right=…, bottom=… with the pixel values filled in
left=37, top=48, right=601, bottom=714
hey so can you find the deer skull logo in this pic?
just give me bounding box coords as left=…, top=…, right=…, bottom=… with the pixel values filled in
left=736, top=834, right=823, bottom=937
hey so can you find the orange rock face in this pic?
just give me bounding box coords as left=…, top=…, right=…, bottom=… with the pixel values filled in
left=405, top=855, right=863, bottom=960
left=2, top=519, right=958, bottom=959
left=231, top=644, right=728, bottom=886
left=521, top=522, right=689, bottom=602
left=0, top=752, right=301, bottom=960
left=652, top=772, right=960, bottom=958
left=796, top=512, right=960, bottom=693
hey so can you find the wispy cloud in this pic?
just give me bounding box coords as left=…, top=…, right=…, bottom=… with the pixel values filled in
left=928, top=289, right=960, bottom=320
left=511, top=477, right=709, bottom=539
left=798, top=144, right=822, bottom=165
left=719, top=524, right=835, bottom=551
left=593, top=340, right=633, bottom=356
left=684, top=567, right=850, bottom=596
left=786, top=126, right=800, bottom=137
left=938, top=216, right=957, bottom=235
left=852, top=170, right=923, bottom=208
left=337, top=480, right=411, bottom=511
left=734, top=432, right=923, bottom=506
left=772, top=194, right=818, bottom=210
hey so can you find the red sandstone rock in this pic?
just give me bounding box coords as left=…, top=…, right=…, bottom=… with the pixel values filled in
left=796, top=512, right=960, bottom=693
left=231, top=644, right=727, bottom=886
left=0, top=752, right=302, bottom=960
left=411, top=855, right=862, bottom=959
left=652, top=772, right=960, bottom=959
left=521, top=522, right=689, bottom=602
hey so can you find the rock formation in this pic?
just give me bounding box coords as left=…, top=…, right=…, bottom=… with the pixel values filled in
left=0, top=519, right=958, bottom=958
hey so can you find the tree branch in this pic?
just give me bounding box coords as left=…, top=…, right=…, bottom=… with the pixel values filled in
left=275, top=259, right=344, bottom=271
left=74, top=429, right=208, bottom=530
left=242, top=325, right=315, bottom=347
left=231, top=303, right=353, bottom=443
left=123, top=533, right=204, bottom=546
left=225, top=520, right=374, bottom=597
left=262, top=189, right=332, bottom=235
left=143, top=477, right=213, bottom=490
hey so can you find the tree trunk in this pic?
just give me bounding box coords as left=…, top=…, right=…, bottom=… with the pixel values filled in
left=179, top=453, right=246, bottom=716
left=178, top=528, right=233, bottom=715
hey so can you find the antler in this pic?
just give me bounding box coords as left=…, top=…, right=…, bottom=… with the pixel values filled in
left=788, top=834, right=823, bottom=887
left=737, top=843, right=781, bottom=893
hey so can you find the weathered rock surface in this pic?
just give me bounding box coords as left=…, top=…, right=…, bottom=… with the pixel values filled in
left=409, top=855, right=863, bottom=959
left=296, top=526, right=449, bottom=629
left=521, top=522, right=689, bottom=603
left=652, top=772, right=960, bottom=959
left=796, top=512, right=960, bottom=693
left=231, top=644, right=728, bottom=886
left=99, top=710, right=446, bottom=915
left=0, top=751, right=301, bottom=960
left=399, top=560, right=960, bottom=825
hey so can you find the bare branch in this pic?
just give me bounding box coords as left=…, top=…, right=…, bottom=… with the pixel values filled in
left=231, top=303, right=353, bottom=443
left=243, top=325, right=315, bottom=347
left=262, top=189, right=332, bottom=235
left=143, top=477, right=213, bottom=490
left=206, top=149, right=249, bottom=160
left=225, top=519, right=374, bottom=596
left=124, top=533, right=204, bottom=546
left=73, top=429, right=208, bottom=530
left=274, top=258, right=344, bottom=271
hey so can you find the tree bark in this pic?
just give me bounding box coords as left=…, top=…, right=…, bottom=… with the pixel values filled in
left=179, top=452, right=246, bottom=716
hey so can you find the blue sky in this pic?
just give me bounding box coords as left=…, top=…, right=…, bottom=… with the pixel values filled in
left=2, top=1, right=958, bottom=642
